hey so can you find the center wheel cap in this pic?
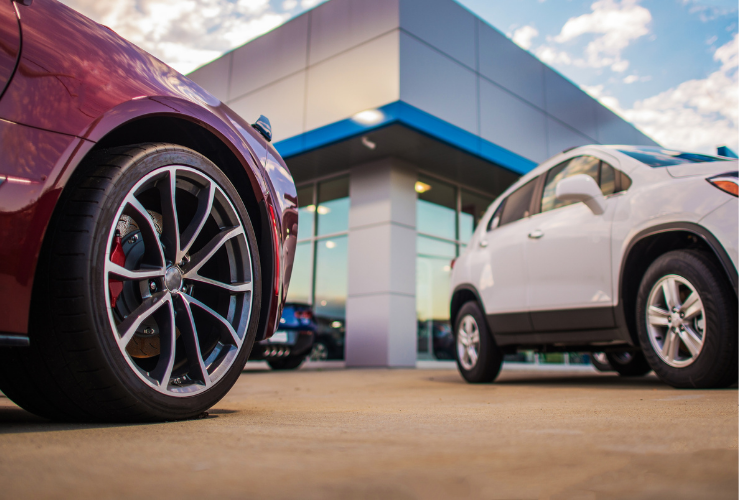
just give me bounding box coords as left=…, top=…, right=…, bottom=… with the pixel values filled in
left=164, top=266, right=184, bottom=292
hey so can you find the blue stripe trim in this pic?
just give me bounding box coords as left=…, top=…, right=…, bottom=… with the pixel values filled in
left=273, top=101, right=536, bottom=175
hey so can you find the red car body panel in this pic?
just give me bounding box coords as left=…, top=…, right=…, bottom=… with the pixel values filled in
left=0, top=0, right=297, bottom=339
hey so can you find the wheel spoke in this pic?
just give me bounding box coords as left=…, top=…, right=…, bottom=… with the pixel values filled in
left=183, top=226, right=244, bottom=277
left=678, top=326, right=703, bottom=358
left=648, top=306, right=670, bottom=326
left=185, top=275, right=253, bottom=294
left=179, top=180, right=215, bottom=260
left=124, top=196, right=165, bottom=267
left=148, top=299, right=177, bottom=387
left=467, top=346, right=478, bottom=366
left=106, top=261, right=165, bottom=281
left=175, top=295, right=212, bottom=388
left=158, top=168, right=181, bottom=264
left=661, top=278, right=680, bottom=310
left=116, top=292, right=171, bottom=348
left=469, top=330, right=480, bottom=345
left=182, top=294, right=242, bottom=348
left=681, top=293, right=703, bottom=320
left=661, top=330, right=679, bottom=364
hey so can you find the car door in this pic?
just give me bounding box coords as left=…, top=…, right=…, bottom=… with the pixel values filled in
left=524, top=155, right=623, bottom=332
left=475, top=176, right=540, bottom=333
left=0, top=0, right=20, bottom=100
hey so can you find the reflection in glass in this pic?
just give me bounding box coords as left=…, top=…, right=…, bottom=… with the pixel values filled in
left=416, top=175, right=456, bottom=240
left=317, top=177, right=349, bottom=236
left=314, top=236, right=348, bottom=321
left=459, top=190, right=493, bottom=243
left=600, top=161, right=616, bottom=196
left=541, top=156, right=600, bottom=213
left=286, top=241, right=312, bottom=305
left=416, top=236, right=456, bottom=358
left=296, top=185, right=315, bottom=241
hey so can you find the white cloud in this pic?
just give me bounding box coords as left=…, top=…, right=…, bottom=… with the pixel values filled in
left=512, top=25, right=539, bottom=50
left=60, top=0, right=290, bottom=74
left=538, top=0, right=651, bottom=73
left=282, top=0, right=298, bottom=10
left=586, top=34, right=739, bottom=153
left=623, top=74, right=639, bottom=84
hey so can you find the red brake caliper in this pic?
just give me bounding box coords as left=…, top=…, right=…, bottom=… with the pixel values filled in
left=109, top=232, right=126, bottom=308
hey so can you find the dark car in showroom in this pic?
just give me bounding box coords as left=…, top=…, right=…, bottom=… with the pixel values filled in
left=249, top=302, right=316, bottom=370
left=0, top=0, right=298, bottom=422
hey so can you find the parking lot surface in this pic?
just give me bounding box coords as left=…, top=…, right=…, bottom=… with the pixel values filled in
left=0, top=364, right=736, bottom=500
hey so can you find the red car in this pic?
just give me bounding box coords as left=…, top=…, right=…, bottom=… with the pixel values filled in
left=0, top=0, right=298, bottom=421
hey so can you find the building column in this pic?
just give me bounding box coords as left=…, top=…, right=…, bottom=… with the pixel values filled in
left=345, top=158, right=417, bottom=367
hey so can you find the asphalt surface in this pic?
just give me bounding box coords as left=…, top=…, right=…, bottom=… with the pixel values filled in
left=0, top=364, right=736, bottom=500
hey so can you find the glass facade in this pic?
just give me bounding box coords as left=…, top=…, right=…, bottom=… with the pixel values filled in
left=286, top=176, right=349, bottom=359
left=415, top=174, right=494, bottom=360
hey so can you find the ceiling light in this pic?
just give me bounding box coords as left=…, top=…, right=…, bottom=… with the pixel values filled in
left=353, top=109, right=384, bottom=125
left=415, top=181, right=432, bottom=194
left=305, top=205, right=316, bottom=212
left=361, top=136, right=376, bottom=150
left=316, top=205, right=330, bottom=215
left=325, top=240, right=336, bottom=249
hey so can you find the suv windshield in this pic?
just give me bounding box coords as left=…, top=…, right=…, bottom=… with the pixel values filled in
left=618, top=147, right=730, bottom=167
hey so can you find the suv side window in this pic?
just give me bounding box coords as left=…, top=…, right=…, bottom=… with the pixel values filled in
left=540, top=156, right=628, bottom=213
left=541, top=156, right=600, bottom=213
left=495, top=177, right=538, bottom=228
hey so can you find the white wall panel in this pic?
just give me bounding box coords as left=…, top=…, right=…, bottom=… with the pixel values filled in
left=399, top=0, right=476, bottom=69
left=479, top=78, right=548, bottom=163
left=187, top=53, right=231, bottom=102
left=477, top=21, right=545, bottom=110
left=229, top=14, right=309, bottom=100
left=305, top=31, right=400, bottom=131
left=400, top=33, right=478, bottom=134
left=309, top=0, right=400, bottom=65
left=544, top=67, right=598, bottom=140
left=228, top=71, right=306, bottom=143
left=547, top=117, right=593, bottom=157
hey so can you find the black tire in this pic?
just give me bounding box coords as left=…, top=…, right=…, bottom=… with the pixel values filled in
left=635, top=250, right=737, bottom=389
left=268, top=356, right=304, bottom=370
left=605, top=350, right=651, bottom=377
left=590, top=353, right=613, bottom=372
left=0, top=143, right=262, bottom=421
left=454, top=302, right=503, bottom=383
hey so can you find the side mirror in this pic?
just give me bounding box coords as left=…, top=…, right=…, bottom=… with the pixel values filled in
left=252, top=115, right=272, bottom=142
left=555, top=174, right=606, bottom=215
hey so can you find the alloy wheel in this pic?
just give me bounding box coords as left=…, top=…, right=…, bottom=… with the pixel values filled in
left=457, top=314, right=481, bottom=370
left=104, top=166, right=254, bottom=396
left=646, top=274, right=706, bottom=368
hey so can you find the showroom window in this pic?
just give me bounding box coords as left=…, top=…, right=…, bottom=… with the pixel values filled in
left=416, top=174, right=495, bottom=360
left=287, top=176, right=349, bottom=359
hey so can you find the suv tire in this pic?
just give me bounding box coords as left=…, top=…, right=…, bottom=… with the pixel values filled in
left=455, top=302, right=503, bottom=383
left=635, top=249, right=737, bottom=388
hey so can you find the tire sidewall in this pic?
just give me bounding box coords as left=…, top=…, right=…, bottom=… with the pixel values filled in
left=85, top=146, right=261, bottom=418
left=635, top=250, right=732, bottom=388
left=454, top=302, right=502, bottom=383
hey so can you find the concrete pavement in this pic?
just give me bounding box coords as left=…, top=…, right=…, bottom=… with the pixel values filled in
left=0, top=365, right=736, bottom=499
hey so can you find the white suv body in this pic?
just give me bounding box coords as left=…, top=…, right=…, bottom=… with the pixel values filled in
left=450, top=145, right=737, bottom=388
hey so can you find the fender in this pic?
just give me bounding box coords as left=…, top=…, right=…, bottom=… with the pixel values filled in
left=615, top=221, right=738, bottom=343
left=450, top=284, right=489, bottom=335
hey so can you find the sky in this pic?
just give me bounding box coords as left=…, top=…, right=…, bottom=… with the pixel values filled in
left=61, top=0, right=738, bottom=154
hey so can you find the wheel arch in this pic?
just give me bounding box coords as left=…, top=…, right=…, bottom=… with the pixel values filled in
left=617, top=222, right=738, bottom=344
left=450, top=285, right=487, bottom=336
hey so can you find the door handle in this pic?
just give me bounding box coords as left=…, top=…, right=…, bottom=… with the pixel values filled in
left=528, top=230, right=544, bottom=239
left=479, top=240, right=488, bottom=248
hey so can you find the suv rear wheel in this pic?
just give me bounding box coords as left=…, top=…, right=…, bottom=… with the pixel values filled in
left=636, top=250, right=737, bottom=388
left=455, top=302, right=503, bottom=383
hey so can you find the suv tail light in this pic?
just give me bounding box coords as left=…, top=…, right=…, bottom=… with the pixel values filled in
left=450, top=258, right=457, bottom=270
left=707, top=172, right=738, bottom=197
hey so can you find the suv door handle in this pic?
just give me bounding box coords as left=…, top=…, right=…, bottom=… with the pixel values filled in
left=479, top=240, right=488, bottom=248
left=528, top=230, right=544, bottom=239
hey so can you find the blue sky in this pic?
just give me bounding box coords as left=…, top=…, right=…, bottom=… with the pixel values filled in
left=63, top=0, right=738, bottom=153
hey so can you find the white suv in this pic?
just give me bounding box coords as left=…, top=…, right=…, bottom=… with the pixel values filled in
left=450, top=145, right=738, bottom=388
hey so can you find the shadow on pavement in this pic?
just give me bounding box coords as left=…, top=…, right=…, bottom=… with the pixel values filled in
left=0, top=396, right=225, bottom=435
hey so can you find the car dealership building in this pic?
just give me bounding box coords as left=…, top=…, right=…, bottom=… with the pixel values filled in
left=189, top=0, right=658, bottom=367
